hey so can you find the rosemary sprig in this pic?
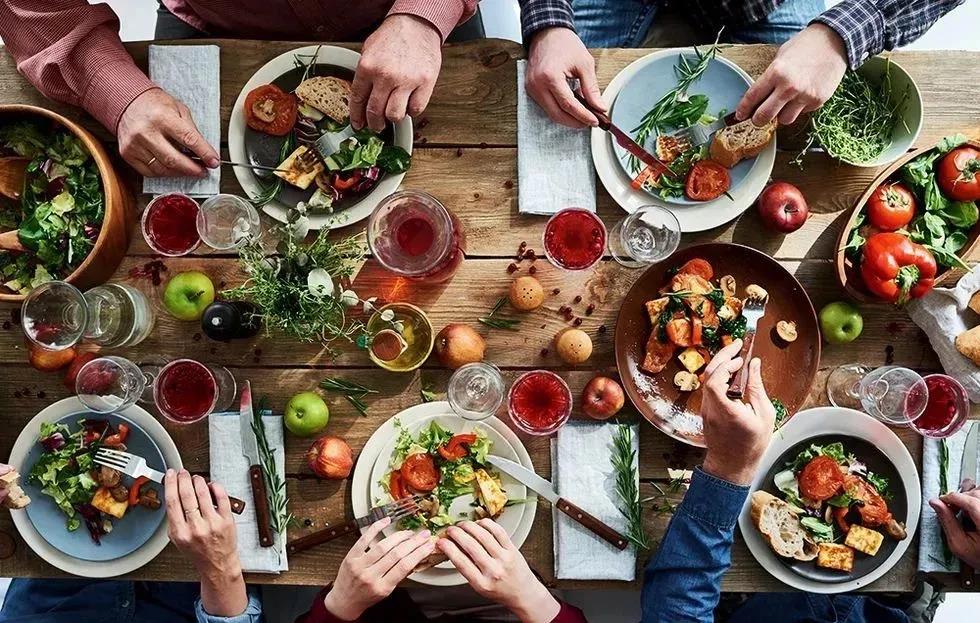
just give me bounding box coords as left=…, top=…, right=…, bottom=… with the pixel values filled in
left=479, top=296, right=520, bottom=331
left=320, top=377, right=378, bottom=416
left=611, top=424, right=650, bottom=550
left=939, top=438, right=953, bottom=566
left=253, top=397, right=293, bottom=536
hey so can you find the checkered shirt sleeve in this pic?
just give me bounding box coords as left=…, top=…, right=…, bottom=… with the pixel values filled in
left=518, top=0, right=576, bottom=41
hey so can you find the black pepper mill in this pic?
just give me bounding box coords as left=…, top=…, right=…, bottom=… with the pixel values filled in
left=201, top=301, right=261, bottom=341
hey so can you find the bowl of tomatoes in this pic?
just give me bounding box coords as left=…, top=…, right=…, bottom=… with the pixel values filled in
left=835, top=135, right=980, bottom=304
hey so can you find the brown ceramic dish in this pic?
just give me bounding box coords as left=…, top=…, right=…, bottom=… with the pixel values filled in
left=614, top=243, right=821, bottom=447
left=0, top=105, right=134, bottom=302
left=835, top=138, right=980, bottom=303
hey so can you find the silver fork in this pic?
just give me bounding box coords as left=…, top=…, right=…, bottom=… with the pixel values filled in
left=668, top=112, right=739, bottom=150
left=727, top=294, right=767, bottom=400
left=287, top=494, right=425, bottom=555
left=94, top=448, right=246, bottom=515
left=296, top=126, right=356, bottom=169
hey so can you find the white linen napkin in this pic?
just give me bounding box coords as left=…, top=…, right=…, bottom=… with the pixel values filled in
left=142, top=45, right=221, bottom=197
left=209, top=411, right=288, bottom=573
left=552, top=420, right=637, bottom=580
left=516, top=60, right=596, bottom=215
left=918, top=420, right=978, bottom=573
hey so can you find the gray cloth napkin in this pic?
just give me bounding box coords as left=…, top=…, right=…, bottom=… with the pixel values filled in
left=516, top=60, right=596, bottom=215
left=552, top=421, right=637, bottom=580
left=209, top=411, right=288, bottom=574
left=906, top=268, right=980, bottom=402
left=142, top=45, right=221, bottom=197
left=919, top=421, right=979, bottom=573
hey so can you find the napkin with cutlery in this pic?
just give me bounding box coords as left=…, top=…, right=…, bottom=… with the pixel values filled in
left=918, top=420, right=978, bottom=573
left=551, top=420, right=637, bottom=580
left=209, top=411, right=288, bottom=573
left=142, top=45, right=221, bottom=197
left=516, top=60, right=596, bottom=215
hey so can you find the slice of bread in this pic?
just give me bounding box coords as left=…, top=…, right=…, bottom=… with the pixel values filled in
left=750, top=491, right=818, bottom=561
left=295, top=77, right=352, bottom=123
left=709, top=119, right=776, bottom=168
left=955, top=325, right=980, bottom=366
left=0, top=469, right=30, bottom=510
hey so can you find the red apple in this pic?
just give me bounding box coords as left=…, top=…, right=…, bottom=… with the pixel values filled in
left=306, top=436, right=353, bottom=480
left=581, top=376, right=625, bottom=420
left=757, top=182, right=809, bottom=233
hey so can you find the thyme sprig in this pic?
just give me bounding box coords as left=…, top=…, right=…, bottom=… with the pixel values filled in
left=479, top=296, right=520, bottom=331
left=320, top=377, right=378, bottom=416
left=253, top=398, right=293, bottom=536
left=611, top=424, right=651, bottom=550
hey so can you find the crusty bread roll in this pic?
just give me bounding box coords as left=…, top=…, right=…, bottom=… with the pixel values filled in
left=0, top=469, right=30, bottom=510
left=956, top=325, right=980, bottom=366
left=295, top=77, right=352, bottom=123
left=750, top=491, right=817, bottom=561
left=709, top=119, right=776, bottom=168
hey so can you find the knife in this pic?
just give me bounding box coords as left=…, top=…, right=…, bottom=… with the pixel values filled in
left=286, top=495, right=422, bottom=556
left=240, top=381, right=274, bottom=548
left=959, top=422, right=979, bottom=588
left=487, top=455, right=629, bottom=550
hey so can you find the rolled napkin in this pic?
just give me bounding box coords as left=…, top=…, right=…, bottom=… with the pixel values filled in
left=919, top=420, right=978, bottom=573
left=142, top=45, right=221, bottom=197
left=552, top=420, right=637, bottom=580
left=516, top=60, right=596, bottom=215
left=209, top=411, right=288, bottom=573
left=906, top=268, right=980, bottom=402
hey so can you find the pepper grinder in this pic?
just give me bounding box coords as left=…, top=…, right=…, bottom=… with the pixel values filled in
left=201, top=300, right=261, bottom=341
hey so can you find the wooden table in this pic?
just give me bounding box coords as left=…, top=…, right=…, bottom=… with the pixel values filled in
left=1, top=38, right=979, bottom=592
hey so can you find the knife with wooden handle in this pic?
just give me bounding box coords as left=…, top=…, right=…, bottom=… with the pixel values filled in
left=241, top=381, right=274, bottom=548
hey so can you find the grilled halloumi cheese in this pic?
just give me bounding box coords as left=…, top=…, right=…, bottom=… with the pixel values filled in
left=844, top=525, right=884, bottom=556
left=655, top=135, right=686, bottom=165
left=91, top=487, right=128, bottom=519
left=816, top=543, right=854, bottom=572
left=474, top=469, right=507, bottom=518
left=274, top=145, right=323, bottom=190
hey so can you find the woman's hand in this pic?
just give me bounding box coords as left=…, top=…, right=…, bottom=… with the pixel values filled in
left=323, top=517, right=437, bottom=621
left=438, top=520, right=560, bottom=623
left=525, top=27, right=605, bottom=128
left=164, top=469, right=247, bottom=618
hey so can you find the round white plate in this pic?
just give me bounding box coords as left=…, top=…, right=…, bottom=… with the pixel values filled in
left=351, top=402, right=537, bottom=586
left=228, top=45, right=413, bottom=231
left=592, top=48, right=775, bottom=232
left=738, top=406, right=921, bottom=593
left=9, top=398, right=182, bottom=577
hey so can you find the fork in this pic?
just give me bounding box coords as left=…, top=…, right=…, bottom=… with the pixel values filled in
left=286, top=494, right=424, bottom=555
left=726, top=294, right=767, bottom=400
left=295, top=126, right=356, bottom=170
left=94, top=448, right=246, bottom=515
left=667, top=112, right=739, bottom=150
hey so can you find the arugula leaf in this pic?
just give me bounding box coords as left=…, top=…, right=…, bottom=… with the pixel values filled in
left=827, top=492, right=853, bottom=508
left=866, top=471, right=892, bottom=500
left=800, top=517, right=836, bottom=543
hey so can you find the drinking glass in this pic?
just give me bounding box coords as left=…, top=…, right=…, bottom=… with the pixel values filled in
left=608, top=205, right=682, bottom=267
left=76, top=356, right=155, bottom=414
left=507, top=370, right=572, bottom=436
left=543, top=208, right=606, bottom=271
left=826, top=364, right=928, bottom=426
left=153, top=359, right=237, bottom=424
left=141, top=193, right=202, bottom=256
left=448, top=362, right=506, bottom=421
left=196, top=194, right=261, bottom=250
left=908, top=374, right=970, bottom=439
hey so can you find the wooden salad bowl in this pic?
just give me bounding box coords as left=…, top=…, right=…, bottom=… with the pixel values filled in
left=0, top=105, right=134, bottom=302
left=835, top=138, right=980, bottom=304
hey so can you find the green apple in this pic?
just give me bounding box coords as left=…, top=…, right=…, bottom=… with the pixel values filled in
left=819, top=301, right=863, bottom=344
left=284, top=391, right=330, bottom=437
left=163, top=271, right=215, bottom=321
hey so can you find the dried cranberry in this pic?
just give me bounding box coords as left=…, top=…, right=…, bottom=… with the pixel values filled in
left=524, top=249, right=536, bottom=260
left=573, top=318, right=583, bottom=326
left=573, top=295, right=582, bottom=304
left=507, top=263, right=519, bottom=273
left=540, top=348, right=549, bottom=357
left=586, top=304, right=595, bottom=315
left=598, top=325, right=607, bottom=334
left=504, top=180, right=514, bottom=189
left=529, top=265, right=537, bottom=275
left=456, top=147, right=463, bottom=157
left=552, top=288, right=560, bottom=295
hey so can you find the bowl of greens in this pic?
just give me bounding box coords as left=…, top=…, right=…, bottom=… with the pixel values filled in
left=0, top=105, right=134, bottom=302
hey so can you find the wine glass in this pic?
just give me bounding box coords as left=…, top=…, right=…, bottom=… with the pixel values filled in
left=196, top=194, right=261, bottom=250
left=608, top=205, right=682, bottom=267
left=448, top=362, right=506, bottom=421
left=153, top=359, right=237, bottom=424
left=76, top=356, right=155, bottom=414
left=827, top=364, right=928, bottom=426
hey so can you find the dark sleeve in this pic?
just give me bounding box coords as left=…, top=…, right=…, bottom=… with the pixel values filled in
left=551, top=601, right=589, bottom=623
left=294, top=588, right=360, bottom=623
left=517, top=0, right=576, bottom=42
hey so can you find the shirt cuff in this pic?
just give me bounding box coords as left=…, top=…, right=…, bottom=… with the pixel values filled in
left=388, top=0, right=469, bottom=43
left=678, top=467, right=750, bottom=530
left=195, top=595, right=262, bottom=623
left=303, top=588, right=360, bottom=623
left=812, top=0, right=885, bottom=69
left=552, top=601, right=588, bottom=623
left=80, top=58, right=158, bottom=135
left=520, top=1, right=576, bottom=43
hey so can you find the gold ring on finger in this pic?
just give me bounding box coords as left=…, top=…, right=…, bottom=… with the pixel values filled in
left=183, top=507, right=201, bottom=517
left=146, top=156, right=157, bottom=167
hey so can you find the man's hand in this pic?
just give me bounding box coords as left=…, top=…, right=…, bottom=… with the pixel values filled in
left=700, top=340, right=777, bottom=486
left=351, top=15, right=442, bottom=132
left=438, top=520, right=560, bottom=623
left=526, top=27, right=605, bottom=128
left=323, top=518, right=436, bottom=621
left=735, top=23, right=848, bottom=126
left=930, top=487, right=980, bottom=569
left=117, top=89, right=219, bottom=178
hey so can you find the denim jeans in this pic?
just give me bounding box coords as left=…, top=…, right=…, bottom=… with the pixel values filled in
left=571, top=0, right=826, bottom=48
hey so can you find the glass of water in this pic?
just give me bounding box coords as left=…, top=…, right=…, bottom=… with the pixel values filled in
left=196, top=194, right=261, bottom=250
left=826, top=364, right=929, bottom=426
left=608, top=205, right=682, bottom=267
left=76, top=356, right=156, bottom=414
left=448, top=362, right=506, bottom=421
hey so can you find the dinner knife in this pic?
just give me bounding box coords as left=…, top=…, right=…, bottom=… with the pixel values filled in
left=487, top=455, right=629, bottom=550
left=240, top=381, right=274, bottom=548
left=958, top=422, right=979, bottom=588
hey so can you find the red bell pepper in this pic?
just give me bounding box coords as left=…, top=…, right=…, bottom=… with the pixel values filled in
left=128, top=475, right=149, bottom=507
left=103, top=423, right=129, bottom=447
left=860, top=232, right=937, bottom=304
left=438, top=433, right=478, bottom=461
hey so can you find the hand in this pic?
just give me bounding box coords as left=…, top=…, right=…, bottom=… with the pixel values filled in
left=437, top=520, right=560, bottom=623
left=735, top=23, right=848, bottom=126
left=526, top=27, right=605, bottom=128
left=323, top=518, right=437, bottom=621
left=700, top=340, right=776, bottom=486
left=930, top=488, right=980, bottom=569
left=351, top=15, right=442, bottom=132
left=118, top=88, right=220, bottom=178
left=164, top=469, right=247, bottom=618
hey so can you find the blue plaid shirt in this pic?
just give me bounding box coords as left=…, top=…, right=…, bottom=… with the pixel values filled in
left=519, top=0, right=966, bottom=69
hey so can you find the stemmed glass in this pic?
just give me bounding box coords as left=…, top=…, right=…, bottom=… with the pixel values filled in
left=826, top=364, right=929, bottom=426
left=448, top=362, right=506, bottom=421
left=196, top=194, right=261, bottom=250
left=75, top=356, right=156, bottom=414
left=608, top=205, right=682, bottom=267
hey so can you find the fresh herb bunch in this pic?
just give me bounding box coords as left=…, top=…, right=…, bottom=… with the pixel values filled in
left=611, top=424, right=651, bottom=550
left=479, top=296, right=520, bottom=331
left=320, top=377, right=378, bottom=416
left=938, top=438, right=954, bottom=566
left=253, top=398, right=293, bottom=536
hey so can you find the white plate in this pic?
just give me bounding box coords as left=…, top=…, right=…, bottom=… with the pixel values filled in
left=738, top=407, right=921, bottom=593
left=8, top=398, right=182, bottom=577
left=591, top=48, right=775, bottom=233
left=350, top=402, right=537, bottom=586
left=228, top=45, right=413, bottom=231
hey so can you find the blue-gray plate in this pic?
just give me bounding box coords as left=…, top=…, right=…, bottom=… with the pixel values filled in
left=22, top=412, right=167, bottom=562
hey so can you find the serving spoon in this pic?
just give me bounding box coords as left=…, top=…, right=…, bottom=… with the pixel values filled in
left=0, top=157, right=29, bottom=252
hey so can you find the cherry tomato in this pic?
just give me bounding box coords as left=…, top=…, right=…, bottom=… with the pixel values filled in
left=798, top=455, right=844, bottom=501
left=938, top=145, right=980, bottom=202
left=685, top=160, right=730, bottom=201
left=103, top=423, right=129, bottom=447
left=244, top=84, right=298, bottom=136
left=332, top=172, right=360, bottom=191
left=389, top=470, right=407, bottom=499
left=866, top=182, right=917, bottom=231
left=665, top=318, right=693, bottom=347
left=438, top=434, right=478, bottom=461
left=401, top=453, right=438, bottom=492
left=678, top=258, right=714, bottom=281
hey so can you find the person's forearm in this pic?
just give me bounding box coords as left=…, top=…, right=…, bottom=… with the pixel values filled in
left=387, top=0, right=478, bottom=42
left=199, top=566, right=250, bottom=618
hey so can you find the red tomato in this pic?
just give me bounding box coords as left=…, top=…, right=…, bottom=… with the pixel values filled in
left=938, top=145, right=980, bottom=201
left=691, top=317, right=703, bottom=346
left=665, top=318, right=693, bottom=347
left=244, top=84, right=297, bottom=136
left=842, top=474, right=892, bottom=527
left=798, top=455, right=844, bottom=501
left=833, top=506, right=852, bottom=533
left=332, top=173, right=360, bottom=191
left=678, top=258, right=714, bottom=281
left=866, top=182, right=917, bottom=231
left=438, top=434, right=477, bottom=461
left=685, top=160, right=730, bottom=201
left=389, top=470, right=407, bottom=499
left=103, top=423, right=130, bottom=447
left=401, top=453, right=438, bottom=492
